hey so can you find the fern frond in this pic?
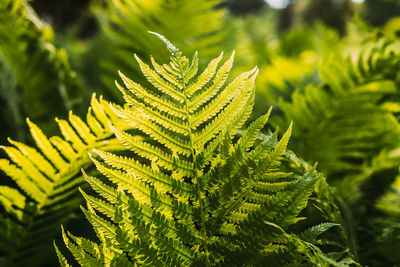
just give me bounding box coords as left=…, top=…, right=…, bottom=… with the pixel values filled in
left=276, top=38, right=400, bottom=176
left=299, top=222, right=340, bottom=243
left=0, top=94, right=129, bottom=266
left=60, top=36, right=345, bottom=266
left=269, top=36, right=400, bottom=266
left=0, top=0, right=82, bottom=135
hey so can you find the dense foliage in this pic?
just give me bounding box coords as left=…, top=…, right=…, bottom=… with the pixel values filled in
left=1, top=0, right=400, bottom=266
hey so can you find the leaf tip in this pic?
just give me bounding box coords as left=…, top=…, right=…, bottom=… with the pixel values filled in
left=148, top=31, right=178, bottom=54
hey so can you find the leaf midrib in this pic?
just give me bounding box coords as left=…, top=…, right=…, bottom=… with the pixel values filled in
left=174, top=52, right=210, bottom=267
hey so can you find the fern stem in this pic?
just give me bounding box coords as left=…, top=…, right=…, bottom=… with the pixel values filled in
left=175, top=53, right=210, bottom=266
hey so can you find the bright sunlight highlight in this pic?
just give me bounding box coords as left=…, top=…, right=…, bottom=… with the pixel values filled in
left=265, top=0, right=290, bottom=9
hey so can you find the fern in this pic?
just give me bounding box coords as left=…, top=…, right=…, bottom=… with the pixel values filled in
left=0, top=95, right=130, bottom=266
left=233, top=21, right=340, bottom=112
left=56, top=34, right=351, bottom=266
left=273, top=35, right=400, bottom=265
left=275, top=38, right=400, bottom=176
left=0, top=0, right=83, bottom=135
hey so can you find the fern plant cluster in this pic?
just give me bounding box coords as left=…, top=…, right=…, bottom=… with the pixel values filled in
left=2, top=0, right=400, bottom=266
left=0, top=30, right=354, bottom=265
left=0, top=0, right=82, bottom=139
left=245, top=24, right=400, bottom=264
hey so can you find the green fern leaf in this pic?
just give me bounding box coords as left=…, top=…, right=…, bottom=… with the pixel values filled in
left=58, top=35, right=346, bottom=266
left=0, top=95, right=131, bottom=266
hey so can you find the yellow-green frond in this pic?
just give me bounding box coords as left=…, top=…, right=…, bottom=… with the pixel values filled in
left=0, top=94, right=129, bottom=265
left=59, top=37, right=336, bottom=267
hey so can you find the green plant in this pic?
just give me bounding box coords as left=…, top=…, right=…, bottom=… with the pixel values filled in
left=0, top=0, right=82, bottom=137
left=56, top=34, right=354, bottom=266
left=0, top=94, right=133, bottom=266
left=272, top=36, right=400, bottom=265
left=3, top=1, right=398, bottom=264
left=275, top=37, right=400, bottom=179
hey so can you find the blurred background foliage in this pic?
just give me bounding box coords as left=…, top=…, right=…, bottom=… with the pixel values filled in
left=2, top=0, right=400, bottom=266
